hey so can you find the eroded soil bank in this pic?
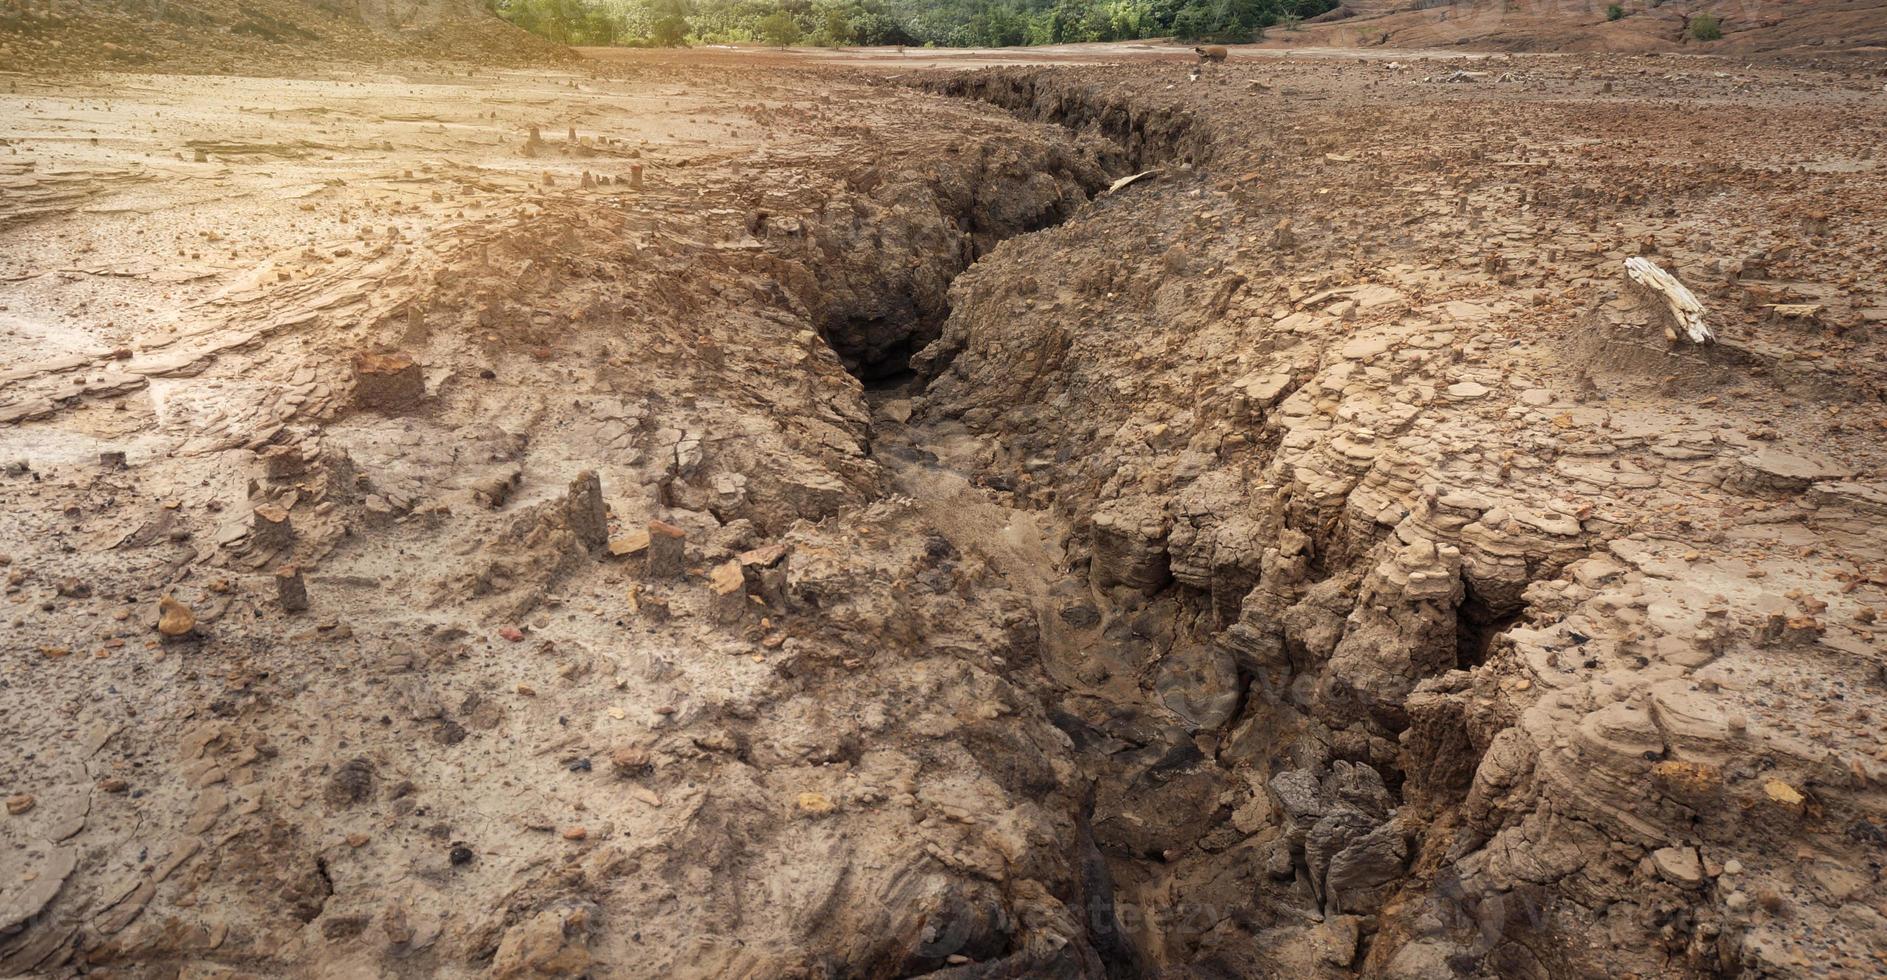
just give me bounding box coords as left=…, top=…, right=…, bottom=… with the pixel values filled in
left=3, top=51, right=1887, bottom=980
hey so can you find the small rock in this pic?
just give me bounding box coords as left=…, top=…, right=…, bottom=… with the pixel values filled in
left=251, top=504, right=294, bottom=551
left=564, top=470, right=607, bottom=551
left=157, top=596, right=196, bottom=638
left=351, top=351, right=425, bottom=411
left=5, top=794, right=34, bottom=815
left=1762, top=778, right=1805, bottom=813
left=707, top=559, right=748, bottom=623
left=276, top=566, right=309, bottom=613
left=795, top=792, right=835, bottom=816
left=492, top=906, right=592, bottom=979
left=608, top=528, right=650, bottom=558
left=1652, top=845, right=1705, bottom=888
left=324, top=757, right=376, bottom=809
left=645, top=520, right=686, bottom=579
left=321, top=914, right=370, bottom=941
left=1315, top=914, right=1362, bottom=967
left=610, top=747, right=652, bottom=778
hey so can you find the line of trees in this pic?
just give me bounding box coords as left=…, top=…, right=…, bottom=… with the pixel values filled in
left=489, top=0, right=1335, bottom=48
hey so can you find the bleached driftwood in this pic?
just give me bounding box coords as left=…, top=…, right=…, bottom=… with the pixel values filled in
left=1103, top=169, right=1160, bottom=196
left=1625, top=257, right=1714, bottom=344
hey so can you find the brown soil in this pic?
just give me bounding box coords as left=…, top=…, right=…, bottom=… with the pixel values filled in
left=0, top=0, right=569, bottom=75
left=1287, top=0, right=1887, bottom=59
left=3, top=17, right=1887, bottom=980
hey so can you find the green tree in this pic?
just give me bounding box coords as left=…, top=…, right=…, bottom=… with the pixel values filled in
left=646, top=0, right=692, bottom=44
left=503, top=0, right=1336, bottom=50
left=1689, top=12, right=1721, bottom=40
left=494, top=0, right=627, bottom=43
left=758, top=8, right=803, bottom=42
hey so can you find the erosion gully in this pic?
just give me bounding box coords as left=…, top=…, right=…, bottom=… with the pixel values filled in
left=825, top=73, right=1233, bottom=974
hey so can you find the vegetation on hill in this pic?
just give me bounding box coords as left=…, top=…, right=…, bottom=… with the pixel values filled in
left=489, top=0, right=1335, bottom=47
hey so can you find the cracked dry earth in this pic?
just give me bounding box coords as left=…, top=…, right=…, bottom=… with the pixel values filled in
left=3, top=48, right=1887, bottom=979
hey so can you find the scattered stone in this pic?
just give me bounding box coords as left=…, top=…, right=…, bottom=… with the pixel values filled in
left=5, top=794, right=34, bottom=815
left=99, top=451, right=127, bottom=470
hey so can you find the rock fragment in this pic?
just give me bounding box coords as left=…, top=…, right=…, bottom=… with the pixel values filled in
left=351, top=351, right=424, bottom=411
left=564, top=470, right=607, bottom=551
left=251, top=504, right=293, bottom=551
left=276, top=566, right=308, bottom=612
left=608, top=527, right=650, bottom=558
left=707, top=559, right=747, bottom=623
left=492, top=906, right=593, bottom=979
left=157, top=596, right=196, bottom=639
left=610, top=747, right=652, bottom=778
left=645, top=520, right=686, bottom=578
left=325, top=757, right=376, bottom=809
left=1651, top=846, right=1704, bottom=888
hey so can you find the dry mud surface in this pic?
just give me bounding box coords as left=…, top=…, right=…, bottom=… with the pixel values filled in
left=1289, top=0, right=1887, bottom=59
left=3, top=44, right=1887, bottom=980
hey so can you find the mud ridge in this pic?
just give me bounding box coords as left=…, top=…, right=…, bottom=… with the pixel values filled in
left=921, top=69, right=1214, bottom=172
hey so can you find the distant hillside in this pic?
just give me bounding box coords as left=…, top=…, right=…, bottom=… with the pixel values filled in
left=0, top=0, right=571, bottom=74
left=1286, top=0, right=1887, bottom=56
